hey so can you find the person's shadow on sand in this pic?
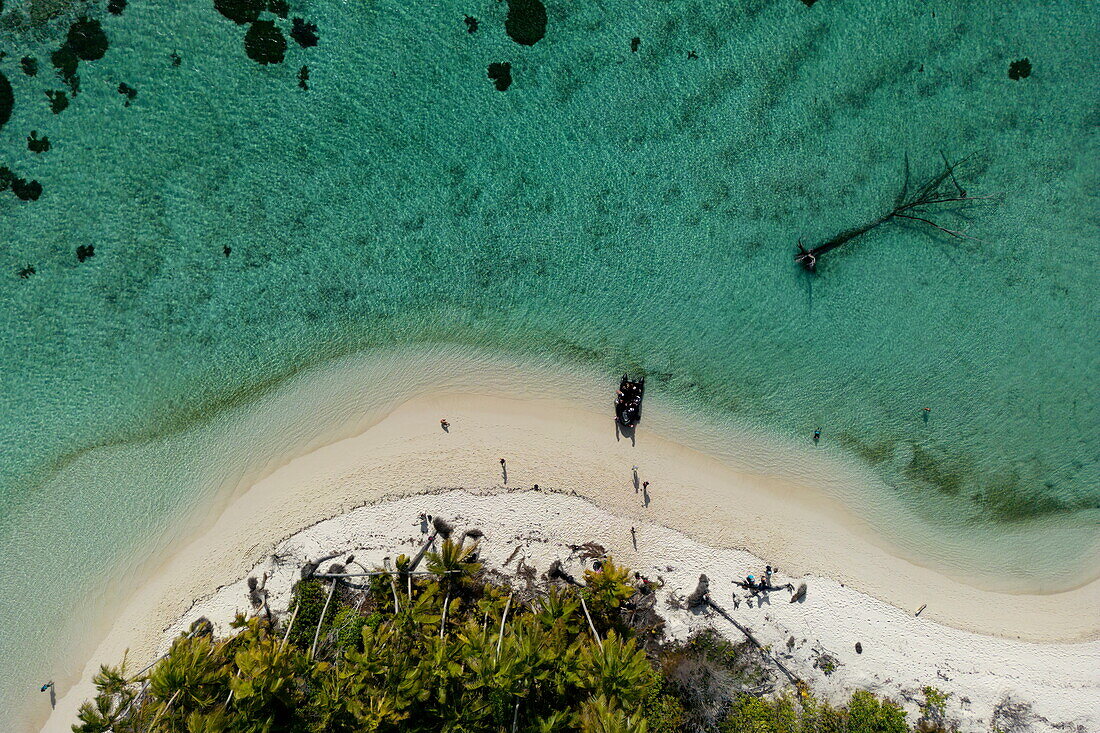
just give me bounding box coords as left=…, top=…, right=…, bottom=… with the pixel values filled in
left=50, top=686, right=56, bottom=709
left=614, top=421, right=637, bottom=447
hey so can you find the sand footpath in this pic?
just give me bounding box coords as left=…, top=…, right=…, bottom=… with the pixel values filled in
left=40, top=390, right=1100, bottom=731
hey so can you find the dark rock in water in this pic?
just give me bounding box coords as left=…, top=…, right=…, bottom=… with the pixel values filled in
left=13, top=177, right=42, bottom=201
left=68, top=17, right=109, bottom=61
left=464, top=15, right=479, bottom=33
left=46, top=90, right=69, bottom=114
left=118, top=82, right=137, bottom=106
left=487, top=62, right=512, bottom=91
left=21, top=57, right=38, bottom=76
left=1008, top=57, right=1031, bottom=80
left=800, top=0, right=817, bottom=6
left=170, top=52, right=182, bottom=67
left=0, top=72, right=12, bottom=131
left=855, top=642, right=863, bottom=654
left=223, top=244, right=232, bottom=256
left=297, top=65, right=309, bottom=90
left=268, top=0, right=289, bottom=18
left=290, top=17, right=319, bottom=48
left=630, top=36, right=640, bottom=52
left=19, top=265, right=36, bottom=279
left=28, top=131, right=50, bottom=153
left=505, top=0, right=546, bottom=46
left=108, top=0, right=127, bottom=15
left=215, top=0, right=264, bottom=24
left=0, top=165, right=11, bottom=190
left=76, top=244, right=95, bottom=262
left=245, top=20, right=287, bottom=65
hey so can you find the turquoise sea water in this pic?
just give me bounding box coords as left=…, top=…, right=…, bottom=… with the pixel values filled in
left=1, top=0, right=1097, bottom=724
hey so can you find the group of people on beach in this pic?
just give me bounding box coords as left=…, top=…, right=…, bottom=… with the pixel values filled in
left=735, top=565, right=793, bottom=597
left=615, top=382, right=643, bottom=415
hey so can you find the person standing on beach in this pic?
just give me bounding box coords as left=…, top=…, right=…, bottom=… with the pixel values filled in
left=40, top=681, right=53, bottom=692
left=440, top=418, right=449, bottom=431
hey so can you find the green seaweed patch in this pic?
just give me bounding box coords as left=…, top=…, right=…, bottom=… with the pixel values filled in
left=46, top=90, right=69, bottom=114
left=244, top=20, right=287, bottom=65
left=970, top=472, right=1078, bottom=522
left=0, top=72, right=12, bottom=131
left=836, top=432, right=895, bottom=465
left=904, top=445, right=964, bottom=495
left=505, top=0, right=547, bottom=46
left=28, top=131, right=50, bottom=153
left=21, top=57, right=38, bottom=76
left=215, top=0, right=263, bottom=25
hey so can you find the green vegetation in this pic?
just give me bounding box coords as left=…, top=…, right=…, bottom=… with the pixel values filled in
left=74, top=537, right=946, bottom=732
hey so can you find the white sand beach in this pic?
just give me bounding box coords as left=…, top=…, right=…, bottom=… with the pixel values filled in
left=38, top=378, right=1100, bottom=732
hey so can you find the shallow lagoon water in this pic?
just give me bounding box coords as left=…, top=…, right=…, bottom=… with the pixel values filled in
left=0, top=0, right=1097, bottom=724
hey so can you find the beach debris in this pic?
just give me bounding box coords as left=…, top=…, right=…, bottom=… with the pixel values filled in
left=916, top=603, right=927, bottom=616
left=855, top=642, right=863, bottom=654
left=244, top=21, right=287, bottom=65
left=795, top=153, right=994, bottom=272
left=290, top=18, right=319, bottom=48
left=790, top=583, right=807, bottom=603
left=1008, top=58, right=1031, bottom=80
left=814, top=651, right=839, bottom=675
left=547, top=559, right=580, bottom=585
left=487, top=62, right=512, bottom=92
left=567, top=541, right=607, bottom=561
left=504, top=0, right=547, bottom=46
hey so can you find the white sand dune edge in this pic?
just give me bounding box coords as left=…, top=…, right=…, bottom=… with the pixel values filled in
left=55, top=487, right=1100, bottom=733
left=41, top=392, right=1100, bottom=731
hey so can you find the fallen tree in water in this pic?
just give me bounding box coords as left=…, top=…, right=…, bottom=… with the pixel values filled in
left=796, top=153, right=995, bottom=272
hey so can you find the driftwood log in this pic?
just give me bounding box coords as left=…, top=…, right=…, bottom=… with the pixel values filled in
left=795, top=153, right=993, bottom=272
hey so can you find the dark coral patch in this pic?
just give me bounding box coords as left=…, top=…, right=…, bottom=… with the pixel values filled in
left=21, top=57, right=38, bottom=76
left=68, top=17, right=109, bottom=61
left=298, top=65, right=310, bottom=90
left=244, top=20, right=287, bottom=65
left=487, top=62, right=512, bottom=91
left=800, top=0, right=817, bottom=6
left=268, top=0, right=289, bottom=18
left=46, top=90, right=69, bottom=114
left=76, top=244, right=95, bottom=262
left=215, top=0, right=264, bottom=25
left=464, top=15, right=479, bottom=33
left=1008, top=57, right=1031, bottom=80
left=290, top=18, right=319, bottom=48
left=13, top=177, right=43, bottom=201
left=118, top=82, right=137, bottom=106
left=51, top=46, right=80, bottom=93
left=630, top=37, right=640, bottom=53
left=19, top=265, right=36, bottom=279
left=108, top=0, right=127, bottom=15
left=0, top=72, right=12, bottom=131
left=505, top=0, right=546, bottom=46
left=28, top=131, right=50, bottom=153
